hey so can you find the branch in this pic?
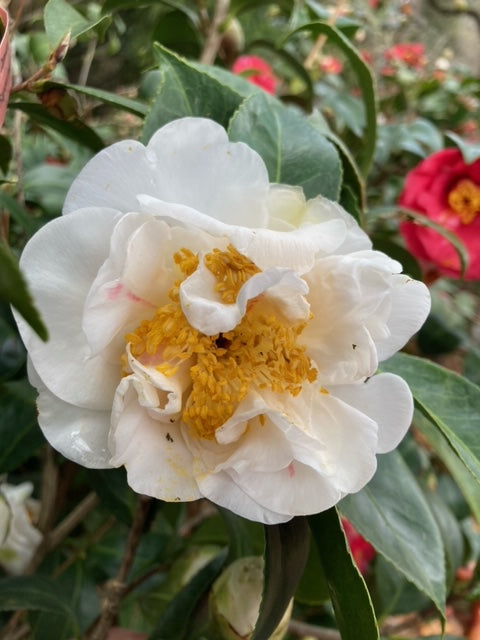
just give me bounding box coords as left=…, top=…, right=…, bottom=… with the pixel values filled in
left=199, top=0, right=230, bottom=65
left=288, top=618, right=341, bottom=639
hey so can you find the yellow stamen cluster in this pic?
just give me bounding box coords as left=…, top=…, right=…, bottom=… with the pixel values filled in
left=204, top=244, right=261, bottom=303
left=448, top=179, right=480, bottom=225
left=125, top=246, right=316, bottom=440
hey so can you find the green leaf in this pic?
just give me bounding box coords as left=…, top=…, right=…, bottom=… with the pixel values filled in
left=414, top=410, right=480, bottom=524
left=44, top=0, right=111, bottom=45
left=295, top=533, right=329, bottom=606
left=42, top=81, right=148, bottom=117
left=445, top=130, right=480, bottom=164
left=398, top=207, right=469, bottom=278
left=0, top=191, right=42, bottom=236
left=149, top=548, right=227, bottom=640
left=218, top=507, right=258, bottom=563
left=0, top=243, right=48, bottom=341
left=283, top=22, right=377, bottom=176
left=142, top=45, right=244, bottom=143
left=9, top=102, right=104, bottom=152
left=0, top=380, right=43, bottom=473
left=229, top=91, right=342, bottom=200
left=0, top=308, right=26, bottom=380
left=252, top=517, right=310, bottom=640
left=340, top=450, right=446, bottom=614
left=381, top=352, right=480, bottom=486
left=85, top=468, right=135, bottom=525
left=0, top=575, right=78, bottom=626
left=0, top=134, right=12, bottom=174
left=309, top=507, right=379, bottom=640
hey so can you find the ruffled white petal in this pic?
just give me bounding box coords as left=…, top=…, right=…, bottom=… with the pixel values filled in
left=376, top=276, right=431, bottom=361
left=138, top=195, right=347, bottom=273
left=16, top=208, right=123, bottom=410
left=330, top=373, right=414, bottom=453
left=180, top=262, right=308, bottom=335
left=64, top=118, right=270, bottom=228
left=109, top=385, right=201, bottom=502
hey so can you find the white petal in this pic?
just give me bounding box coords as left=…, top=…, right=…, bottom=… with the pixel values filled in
left=15, top=208, right=123, bottom=410
left=180, top=263, right=308, bottom=335
left=331, top=373, right=414, bottom=453
left=139, top=195, right=346, bottom=274
left=29, top=361, right=112, bottom=468
left=109, top=385, right=201, bottom=502
left=376, top=276, right=431, bottom=361
left=64, top=117, right=270, bottom=228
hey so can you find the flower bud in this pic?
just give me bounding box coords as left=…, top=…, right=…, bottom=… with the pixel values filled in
left=209, top=556, right=292, bottom=640
left=0, top=482, right=42, bottom=575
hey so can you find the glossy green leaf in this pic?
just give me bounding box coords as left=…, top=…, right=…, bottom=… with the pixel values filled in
left=142, top=45, right=244, bottom=143
left=295, top=532, right=329, bottom=606
left=381, top=352, right=480, bottom=486
left=414, top=410, right=480, bottom=524
left=0, top=575, right=78, bottom=626
left=252, top=517, right=310, bottom=640
left=0, top=380, right=42, bottom=473
left=9, top=102, right=104, bottom=152
left=149, top=548, right=227, bottom=640
left=229, top=91, right=342, bottom=200
left=283, top=22, right=377, bottom=176
left=42, top=81, right=148, bottom=117
left=398, top=207, right=469, bottom=277
left=0, top=243, right=48, bottom=341
left=340, top=450, right=446, bottom=614
left=445, top=130, right=480, bottom=164
left=85, top=468, right=135, bottom=525
left=44, top=0, right=111, bottom=45
left=309, top=507, right=379, bottom=640
left=218, top=507, right=258, bottom=562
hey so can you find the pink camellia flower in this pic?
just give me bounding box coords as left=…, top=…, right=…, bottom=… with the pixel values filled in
left=399, top=148, right=480, bottom=280
left=319, top=55, right=343, bottom=75
left=341, top=518, right=376, bottom=575
left=232, top=55, right=277, bottom=94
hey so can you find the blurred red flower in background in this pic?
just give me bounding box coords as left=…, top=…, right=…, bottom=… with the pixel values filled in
left=382, top=42, right=426, bottom=76
left=342, top=518, right=376, bottom=575
left=319, top=55, right=343, bottom=75
left=399, top=148, right=480, bottom=280
left=232, top=55, right=277, bottom=94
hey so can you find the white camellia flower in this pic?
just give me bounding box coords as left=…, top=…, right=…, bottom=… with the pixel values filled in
left=15, top=117, right=430, bottom=525
left=0, top=482, right=42, bottom=574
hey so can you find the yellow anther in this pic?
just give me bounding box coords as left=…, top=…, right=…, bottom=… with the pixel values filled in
left=448, top=179, right=480, bottom=225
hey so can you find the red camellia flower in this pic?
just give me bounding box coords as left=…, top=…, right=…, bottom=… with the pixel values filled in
left=342, top=518, right=376, bottom=575
left=399, top=148, right=480, bottom=280
left=385, top=43, right=426, bottom=68
left=319, top=55, right=343, bottom=75
left=232, top=55, right=277, bottom=95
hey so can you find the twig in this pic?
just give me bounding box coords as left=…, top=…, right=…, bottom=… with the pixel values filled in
left=288, top=618, right=341, bottom=639
left=199, top=0, right=230, bottom=65
left=10, top=32, right=70, bottom=94
left=47, top=492, right=99, bottom=551
left=86, top=495, right=153, bottom=640
left=37, top=445, right=58, bottom=534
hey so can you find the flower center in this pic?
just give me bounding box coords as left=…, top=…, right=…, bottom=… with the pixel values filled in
left=447, top=179, right=480, bottom=224
left=125, top=245, right=316, bottom=440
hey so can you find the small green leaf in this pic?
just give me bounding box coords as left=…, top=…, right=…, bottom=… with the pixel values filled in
left=252, top=517, right=309, bottom=640
left=229, top=91, right=342, bottom=200
left=149, top=548, right=227, bottom=640
left=0, top=575, right=78, bottom=626
left=414, top=409, right=480, bottom=524
left=0, top=243, right=48, bottom=341
left=445, top=130, right=480, bottom=164
left=381, top=352, right=480, bottom=486
left=340, top=450, right=446, bottom=615
left=9, top=102, right=104, bottom=152
left=309, top=507, right=379, bottom=640
left=283, top=22, right=377, bottom=176
left=142, top=45, right=244, bottom=143
left=44, top=0, right=111, bottom=45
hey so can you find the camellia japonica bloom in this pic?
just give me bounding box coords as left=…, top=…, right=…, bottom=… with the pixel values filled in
left=15, top=118, right=430, bottom=525
left=399, top=148, right=480, bottom=280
